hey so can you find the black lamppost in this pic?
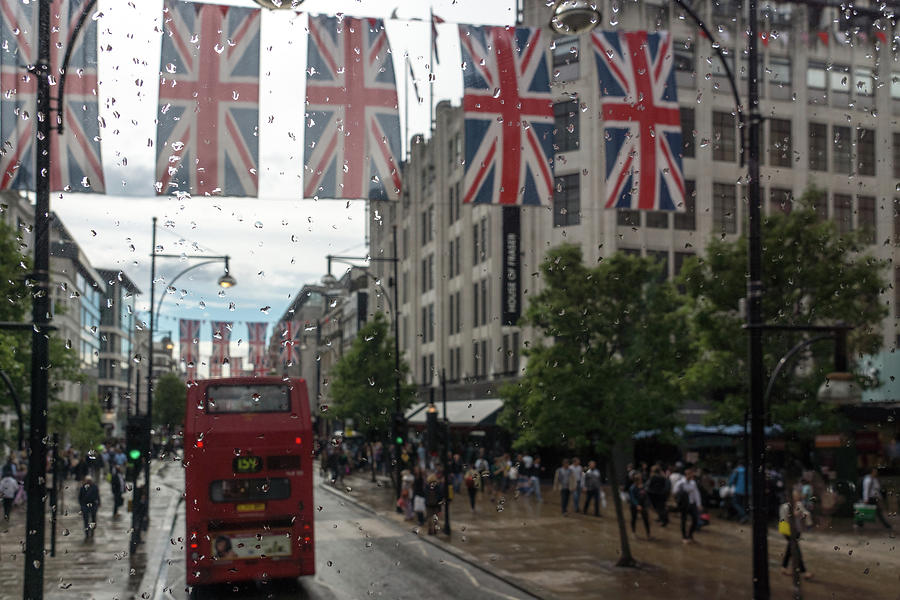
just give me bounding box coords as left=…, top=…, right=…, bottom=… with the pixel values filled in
left=326, top=225, right=404, bottom=499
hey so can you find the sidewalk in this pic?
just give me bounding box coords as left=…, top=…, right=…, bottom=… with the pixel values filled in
left=330, top=472, right=898, bottom=600
left=0, top=461, right=179, bottom=600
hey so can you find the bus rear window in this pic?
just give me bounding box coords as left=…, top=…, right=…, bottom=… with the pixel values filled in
left=205, top=384, right=290, bottom=413
left=209, top=478, right=291, bottom=503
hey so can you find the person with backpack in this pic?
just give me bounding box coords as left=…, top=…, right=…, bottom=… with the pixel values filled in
left=1, top=471, right=19, bottom=520
left=673, top=467, right=702, bottom=544
left=78, top=475, right=101, bottom=540
left=646, top=463, right=670, bottom=527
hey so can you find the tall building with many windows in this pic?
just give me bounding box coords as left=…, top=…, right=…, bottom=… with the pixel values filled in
left=369, top=0, right=899, bottom=408
left=97, top=268, right=141, bottom=435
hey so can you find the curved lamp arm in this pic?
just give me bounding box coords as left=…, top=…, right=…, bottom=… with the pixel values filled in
left=154, top=259, right=224, bottom=324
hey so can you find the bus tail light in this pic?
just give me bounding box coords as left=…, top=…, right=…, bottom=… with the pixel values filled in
left=295, top=436, right=302, bottom=445
left=299, top=522, right=313, bottom=551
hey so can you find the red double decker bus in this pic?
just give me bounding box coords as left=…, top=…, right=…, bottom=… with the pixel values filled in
left=184, top=377, right=315, bottom=590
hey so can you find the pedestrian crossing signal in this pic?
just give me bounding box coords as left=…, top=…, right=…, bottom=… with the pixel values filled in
left=128, top=448, right=141, bottom=461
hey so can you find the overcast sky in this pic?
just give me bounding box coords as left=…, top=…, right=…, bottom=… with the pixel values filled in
left=49, top=0, right=516, bottom=367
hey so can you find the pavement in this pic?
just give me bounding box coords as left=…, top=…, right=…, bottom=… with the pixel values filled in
left=0, top=459, right=181, bottom=600
left=330, top=471, right=900, bottom=600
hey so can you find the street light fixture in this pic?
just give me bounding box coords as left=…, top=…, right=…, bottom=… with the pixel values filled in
left=550, top=0, right=601, bottom=34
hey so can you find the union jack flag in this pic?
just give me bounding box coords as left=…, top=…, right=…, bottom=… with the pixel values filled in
left=179, top=318, right=201, bottom=380
left=459, top=25, right=554, bottom=206
left=210, top=320, right=231, bottom=378
left=156, top=1, right=260, bottom=197
left=592, top=31, right=684, bottom=211
left=246, top=321, right=268, bottom=375
left=0, top=0, right=104, bottom=192
left=279, top=320, right=301, bottom=368
left=304, top=15, right=401, bottom=201
left=229, top=356, right=244, bottom=377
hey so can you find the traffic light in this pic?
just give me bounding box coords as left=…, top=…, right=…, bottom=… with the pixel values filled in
left=392, top=412, right=406, bottom=446
left=125, top=416, right=150, bottom=483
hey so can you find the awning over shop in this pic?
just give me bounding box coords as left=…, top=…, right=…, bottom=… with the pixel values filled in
left=633, top=423, right=783, bottom=440
left=405, top=398, right=504, bottom=426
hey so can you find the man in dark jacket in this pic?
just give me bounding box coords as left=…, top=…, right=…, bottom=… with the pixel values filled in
left=110, top=465, right=126, bottom=518
left=78, top=475, right=101, bottom=539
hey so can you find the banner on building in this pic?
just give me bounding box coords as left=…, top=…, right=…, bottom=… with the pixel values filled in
left=501, top=206, right=521, bottom=326
left=0, top=0, right=104, bottom=192
left=156, top=1, right=260, bottom=197
left=247, top=321, right=269, bottom=375
left=593, top=31, right=685, bottom=211
left=304, top=15, right=402, bottom=201
left=210, top=321, right=232, bottom=378
left=459, top=25, right=554, bottom=206
left=279, top=320, right=300, bottom=369
left=179, top=319, right=201, bottom=380
left=230, top=356, right=244, bottom=377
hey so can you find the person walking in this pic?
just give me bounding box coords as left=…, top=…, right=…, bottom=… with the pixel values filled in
left=780, top=487, right=814, bottom=580
left=728, top=462, right=749, bottom=524
left=646, top=464, right=670, bottom=527
left=862, top=468, right=892, bottom=530
left=78, top=475, right=101, bottom=540
left=1, top=471, right=18, bottom=520
left=424, top=474, right=443, bottom=535
left=464, top=465, right=480, bottom=512
left=628, top=473, right=652, bottom=539
left=673, top=467, right=702, bottom=544
left=110, top=465, right=126, bottom=518
left=582, top=461, right=602, bottom=516
left=553, top=459, right=572, bottom=514
left=569, top=457, right=583, bottom=513
left=529, top=457, right=544, bottom=503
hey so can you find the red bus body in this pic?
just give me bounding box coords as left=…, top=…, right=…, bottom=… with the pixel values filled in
left=184, top=377, right=315, bottom=586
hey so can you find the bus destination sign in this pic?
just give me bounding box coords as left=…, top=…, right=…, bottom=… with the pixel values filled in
left=232, top=455, right=262, bottom=474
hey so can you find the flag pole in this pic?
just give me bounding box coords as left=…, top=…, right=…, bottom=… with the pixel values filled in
left=429, top=6, right=435, bottom=134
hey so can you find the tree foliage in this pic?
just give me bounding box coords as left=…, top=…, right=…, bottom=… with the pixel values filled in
left=328, top=312, right=416, bottom=440
left=500, top=244, right=690, bottom=453
left=70, top=401, right=105, bottom=453
left=678, top=187, right=888, bottom=437
left=154, top=372, right=187, bottom=430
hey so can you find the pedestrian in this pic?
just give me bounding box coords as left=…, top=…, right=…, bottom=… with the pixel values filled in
left=779, top=487, right=814, bottom=580
left=628, top=473, right=652, bottom=539
left=673, top=467, right=702, bottom=544
left=862, top=468, right=892, bottom=530
left=582, top=460, right=602, bottom=516
left=553, top=459, right=572, bottom=514
left=110, top=465, right=126, bottom=518
left=530, top=456, right=544, bottom=503
left=728, top=461, right=749, bottom=524
left=569, top=457, right=583, bottom=513
left=2, top=456, right=17, bottom=478
left=646, top=464, right=670, bottom=527
left=78, top=475, right=101, bottom=540
left=464, top=465, right=479, bottom=511
left=412, top=466, right=426, bottom=526
left=424, top=474, right=443, bottom=535
left=474, top=450, right=490, bottom=496
left=1, top=471, right=18, bottom=520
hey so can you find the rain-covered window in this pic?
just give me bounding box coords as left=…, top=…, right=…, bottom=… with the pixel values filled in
left=680, top=107, right=696, bottom=158
left=553, top=99, right=580, bottom=153
left=857, top=195, right=876, bottom=244
left=713, top=111, right=737, bottom=162
left=833, top=125, right=853, bottom=174
left=713, top=182, right=738, bottom=234
left=553, top=173, right=581, bottom=227
left=857, top=128, right=876, bottom=177
left=674, top=180, right=697, bottom=230
left=809, top=122, right=828, bottom=171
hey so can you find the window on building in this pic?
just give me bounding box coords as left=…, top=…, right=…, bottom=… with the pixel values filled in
left=674, top=180, right=696, bottom=231
left=647, top=250, right=669, bottom=281
left=807, top=61, right=827, bottom=104
left=768, top=56, right=792, bottom=100
left=472, top=341, right=480, bottom=378
left=673, top=251, right=695, bottom=277
left=646, top=211, right=669, bottom=229
left=480, top=279, right=488, bottom=326
left=421, top=210, right=428, bottom=246
left=617, top=209, right=640, bottom=227
left=894, top=133, right=900, bottom=179
left=455, top=235, right=461, bottom=275
left=472, top=282, right=479, bottom=326
left=480, top=216, right=489, bottom=260
left=830, top=64, right=850, bottom=107
left=402, top=271, right=408, bottom=303
left=649, top=3, right=669, bottom=29
left=673, top=39, right=695, bottom=87
left=448, top=239, right=455, bottom=278
left=854, top=66, right=874, bottom=97
left=680, top=107, right=695, bottom=158
left=448, top=184, right=457, bottom=223
left=713, top=182, right=737, bottom=234
left=472, top=224, right=479, bottom=265
left=769, top=188, right=793, bottom=215
left=421, top=307, right=428, bottom=343
left=858, top=195, right=876, bottom=244
left=833, top=126, right=852, bottom=174
left=811, top=191, right=828, bottom=221
left=809, top=122, right=828, bottom=171
left=428, top=254, right=434, bottom=290
left=455, top=291, right=461, bottom=333
left=857, top=128, right=875, bottom=176
left=553, top=173, right=581, bottom=227
left=894, top=199, right=900, bottom=245
left=713, top=111, right=736, bottom=162
left=428, top=303, right=435, bottom=343
left=551, top=35, right=579, bottom=68
left=834, top=194, right=853, bottom=235
left=554, top=99, right=579, bottom=153
left=768, top=118, right=792, bottom=168
left=448, top=293, right=455, bottom=334
left=480, top=339, right=488, bottom=378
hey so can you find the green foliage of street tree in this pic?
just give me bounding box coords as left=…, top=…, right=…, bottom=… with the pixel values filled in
left=154, top=372, right=187, bottom=430
left=500, top=244, right=691, bottom=567
left=70, top=400, right=105, bottom=453
left=328, top=312, right=416, bottom=441
left=678, top=187, right=888, bottom=439
left=0, top=220, right=86, bottom=415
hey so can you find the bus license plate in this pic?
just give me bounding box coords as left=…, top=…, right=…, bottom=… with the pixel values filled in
left=213, top=532, right=292, bottom=559
left=236, top=502, right=265, bottom=512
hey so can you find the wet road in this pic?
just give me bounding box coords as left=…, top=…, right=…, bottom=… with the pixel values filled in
left=161, top=470, right=534, bottom=600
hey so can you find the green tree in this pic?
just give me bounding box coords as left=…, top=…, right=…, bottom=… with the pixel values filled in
left=500, top=245, right=690, bottom=567
left=678, top=187, right=888, bottom=439
left=328, top=312, right=416, bottom=441
left=70, top=401, right=105, bottom=453
left=154, top=372, right=187, bottom=430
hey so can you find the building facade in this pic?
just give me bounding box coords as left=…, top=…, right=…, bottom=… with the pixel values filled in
left=97, top=269, right=141, bottom=435
left=368, top=0, right=900, bottom=410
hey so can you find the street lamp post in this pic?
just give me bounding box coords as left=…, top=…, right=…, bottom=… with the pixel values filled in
left=326, top=225, right=404, bottom=499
